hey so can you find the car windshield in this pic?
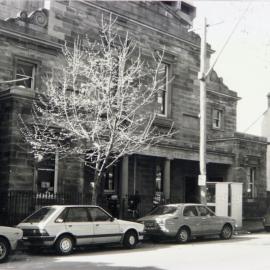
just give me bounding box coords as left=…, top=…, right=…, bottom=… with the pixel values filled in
left=149, top=206, right=177, bottom=216
left=22, top=207, right=55, bottom=223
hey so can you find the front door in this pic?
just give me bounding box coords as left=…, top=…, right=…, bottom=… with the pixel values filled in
left=88, top=207, right=121, bottom=244
left=196, top=205, right=221, bottom=234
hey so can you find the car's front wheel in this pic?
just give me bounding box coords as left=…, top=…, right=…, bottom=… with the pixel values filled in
left=123, top=231, right=138, bottom=249
left=55, top=235, right=74, bottom=255
left=176, top=227, right=190, bottom=244
left=0, top=237, right=10, bottom=263
left=220, top=224, right=233, bottom=240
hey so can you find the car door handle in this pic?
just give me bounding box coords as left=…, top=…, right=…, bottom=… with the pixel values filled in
left=202, top=218, right=207, bottom=220
left=96, top=224, right=100, bottom=226
left=68, top=225, right=72, bottom=227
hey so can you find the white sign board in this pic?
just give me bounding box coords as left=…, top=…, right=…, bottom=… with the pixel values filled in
left=198, top=175, right=206, bottom=186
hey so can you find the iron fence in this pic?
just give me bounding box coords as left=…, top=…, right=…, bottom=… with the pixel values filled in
left=0, top=191, right=92, bottom=226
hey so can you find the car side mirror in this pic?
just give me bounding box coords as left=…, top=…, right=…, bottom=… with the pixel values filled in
left=110, top=217, right=115, bottom=222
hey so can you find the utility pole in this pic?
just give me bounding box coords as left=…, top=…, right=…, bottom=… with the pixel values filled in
left=198, top=17, right=207, bottom=205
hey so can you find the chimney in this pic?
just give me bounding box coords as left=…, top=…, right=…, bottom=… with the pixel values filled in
left=268, top=93, right=270, bottom=108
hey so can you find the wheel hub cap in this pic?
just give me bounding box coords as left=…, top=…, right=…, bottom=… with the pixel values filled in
left=129, top=236, right=135, bottom=245
left=61, top=239, right=71, bottom=252
left=0, top=244, right=6, bottom=259
left=180, top=231, right=188, bottom=241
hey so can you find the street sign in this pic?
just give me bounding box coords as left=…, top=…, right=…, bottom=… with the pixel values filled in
left=198, top=174, right=206, bottom=186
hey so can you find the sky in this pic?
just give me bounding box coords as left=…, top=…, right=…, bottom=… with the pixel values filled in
left=193, top=0, right=270, bottom=136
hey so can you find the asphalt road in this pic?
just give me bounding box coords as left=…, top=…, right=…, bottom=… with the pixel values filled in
left=1, top=233, right=270, bottom=270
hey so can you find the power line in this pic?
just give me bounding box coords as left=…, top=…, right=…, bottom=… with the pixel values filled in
left=242, top=110, right=266, bottom=133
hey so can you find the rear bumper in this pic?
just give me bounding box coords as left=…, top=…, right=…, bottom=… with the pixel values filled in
left=21, top=236, right=55, bottom=247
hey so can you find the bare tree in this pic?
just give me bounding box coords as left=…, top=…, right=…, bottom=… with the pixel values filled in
left=20, top=16, right=173, bottom=204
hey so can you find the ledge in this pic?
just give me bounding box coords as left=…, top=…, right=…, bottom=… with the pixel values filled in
left=0, top=86, right=35, bottom=100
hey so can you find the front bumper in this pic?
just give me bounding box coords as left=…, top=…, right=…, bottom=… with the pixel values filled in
left=143, top=228, right=174, bottom=238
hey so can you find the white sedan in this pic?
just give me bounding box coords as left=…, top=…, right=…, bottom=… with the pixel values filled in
left=17, top=205, right=144, bottom=255
left=0, top=226, right=23, bottom=263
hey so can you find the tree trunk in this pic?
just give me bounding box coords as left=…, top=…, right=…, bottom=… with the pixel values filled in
left=91, top=171, right=102, bottom=205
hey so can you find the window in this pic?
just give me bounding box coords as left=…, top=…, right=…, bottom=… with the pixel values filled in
left=88, top=207, right=111, bottom=222
left=65, top=208, right=90, bottom=222
left=155, top=162, right=164, bottom=192
left=247, top=167, right=256, bottom=198
left=22, top=207, right=55, bottom=223
left=35, top=154, right=57, bottom=194
left=149, top=205, right=177, bottom=216
left=197, top=206, right=215, bottom=217
left=212, top=109, right=222, bottom=129
left=156, top=63, right=169, bottom=116
left=183, top=206, right=198, bottom=217
left=14, top=58, right=37, bottom=89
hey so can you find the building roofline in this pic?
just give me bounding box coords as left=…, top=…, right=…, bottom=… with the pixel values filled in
left=78, top=0, right=214, bottom=53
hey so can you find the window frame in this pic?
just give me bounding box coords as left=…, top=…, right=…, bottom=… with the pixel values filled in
left=156, top=62, right=170, bottom=117
left=212, top=108, right=223, bottom=130
left=247, top=167, right=256, bottom=199
left=13, top=56, right=40, bottom=90
left=34, top=152, right=59, bottom=194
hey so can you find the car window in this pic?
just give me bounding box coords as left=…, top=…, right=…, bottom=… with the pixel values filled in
left=183, top=206, right=198, bottom=217
left=23, top=207, right=55, bottom=223
left=197, top=206, right=215, bottom=217
left=65, top=207, right=90, bottom=222
left=55, top=208, right=68, bottom=223
left=149, top=206, right=177, bottom=216
left=88, top=207, right=111, bottom=222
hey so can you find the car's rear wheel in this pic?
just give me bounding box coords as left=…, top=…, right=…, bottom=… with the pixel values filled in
left=220, top=224, right=233, bottom=240
left=123, top=231, right=138, bottom=249
left=176, top=227, right=190, bottom=244
left=55, top=235, right=74, bottom=255
left=0, top=237, right=10, bottom=263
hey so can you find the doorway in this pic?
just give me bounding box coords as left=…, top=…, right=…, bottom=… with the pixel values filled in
left=185, top=176, right=199, bottom=203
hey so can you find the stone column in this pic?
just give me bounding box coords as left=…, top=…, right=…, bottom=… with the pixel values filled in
left=120, top=156, right=129, bottom=218
left=164, top=158, right=171, bottom=203
left=121, top=156, right=129, bottom=197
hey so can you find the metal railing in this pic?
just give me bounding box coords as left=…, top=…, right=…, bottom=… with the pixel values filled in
left=0, top=191, right=92, bottom=226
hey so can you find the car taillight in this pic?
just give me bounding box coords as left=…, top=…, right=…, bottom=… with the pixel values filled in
left=32, top=229, right=49, bottom=236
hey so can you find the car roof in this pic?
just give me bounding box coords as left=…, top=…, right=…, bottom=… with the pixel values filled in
left=161, top=203, right=205, bottom=207
left=42, top=205, right=100, bottom=209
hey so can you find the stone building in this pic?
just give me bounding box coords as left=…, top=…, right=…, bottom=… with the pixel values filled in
left=0, top=0, right=267, bottom=223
